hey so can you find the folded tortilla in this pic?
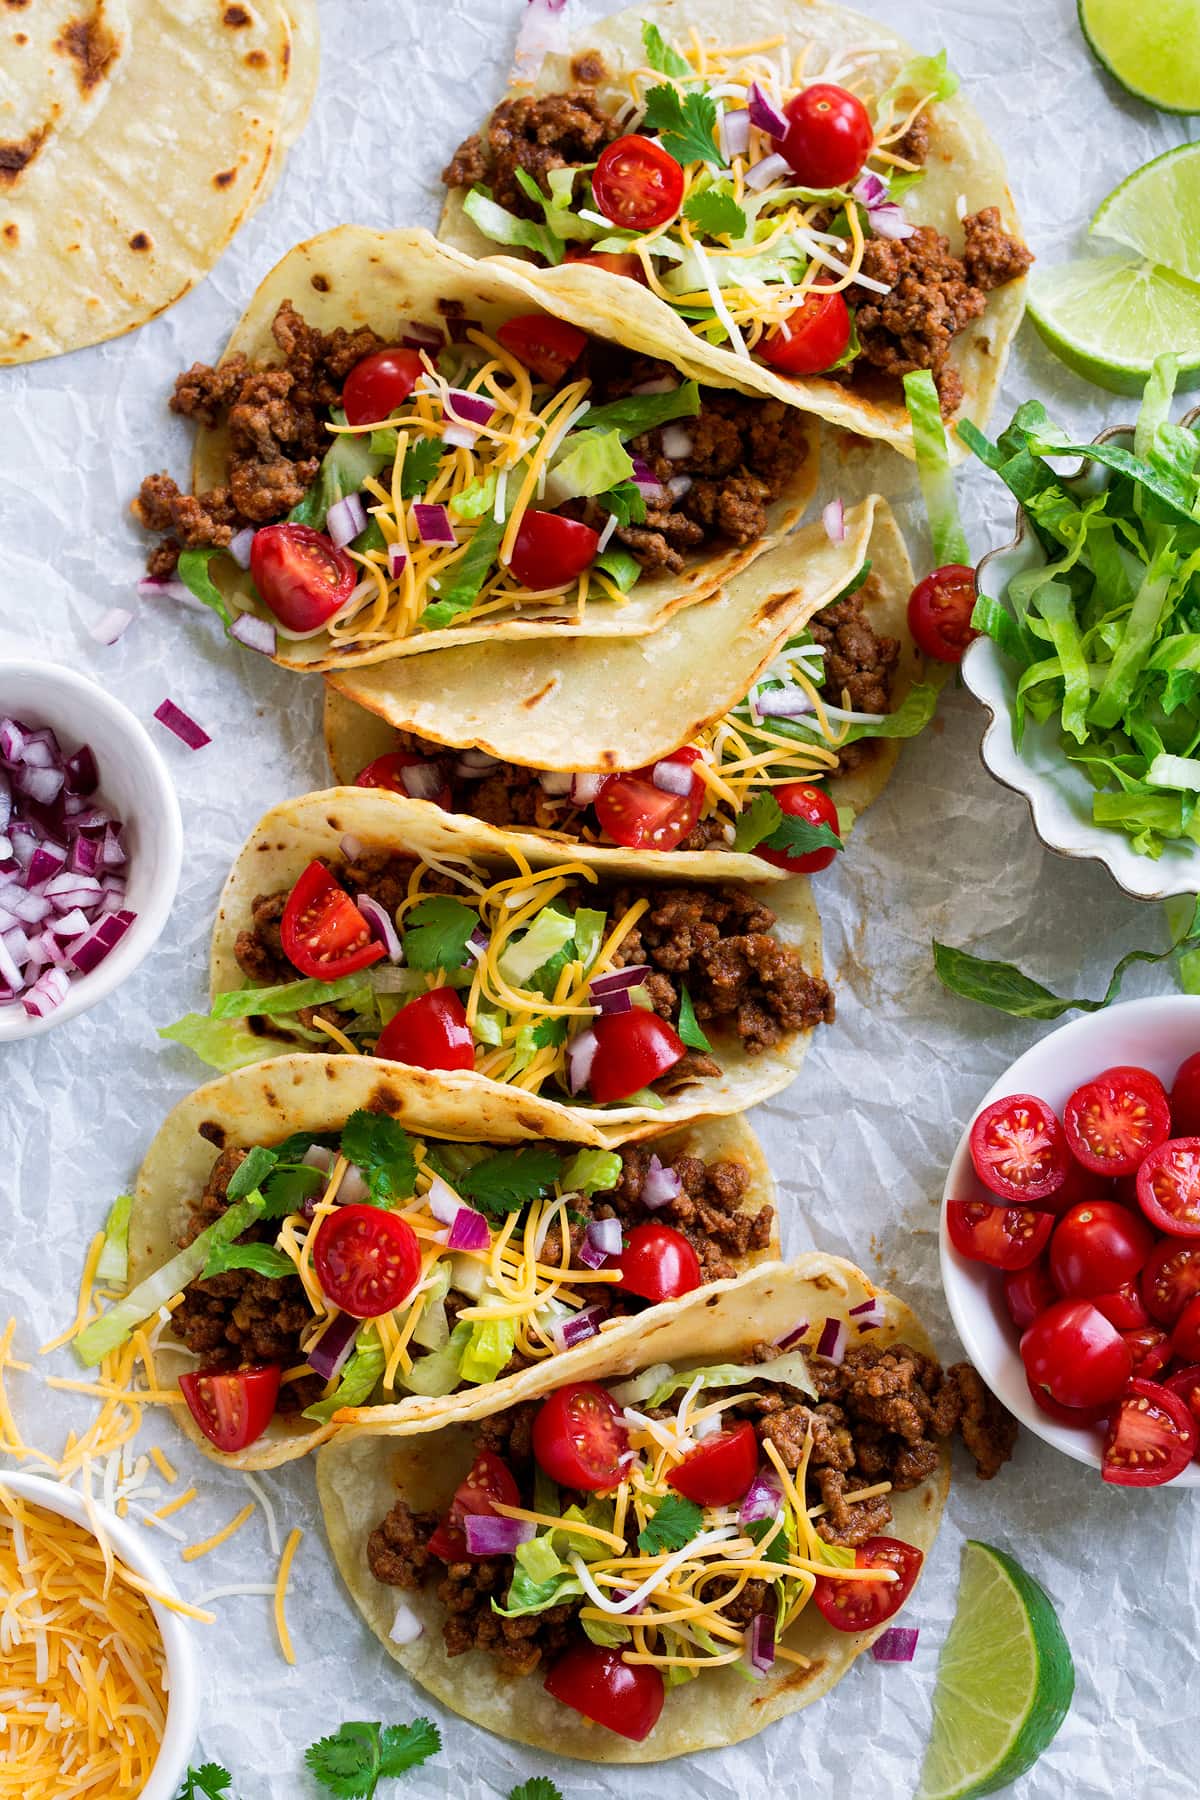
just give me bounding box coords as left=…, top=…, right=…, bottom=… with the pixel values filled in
left=317, top=1252, right=949, bottom=1762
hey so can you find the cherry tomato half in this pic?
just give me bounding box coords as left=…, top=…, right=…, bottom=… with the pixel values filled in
left=946, top=1198, right=1054, bottom=1271
left=614, top=1222, right=702, bottom=1304
left=776, top=83, right=874, bottom=189
left=593, top=134, right=685, bottom=231
left=1161, top=1364, right=1200, bottom=1455
left=1171, top=1293, right=1200, bottom=1364
left=250, top=523, right=357, bottom=634
left=428, top=1450, right=520, bottom=1562
left=593, top=747, right=704, bottom=852
left=533, top=1381, right=630, bottom=1493
left=586, top=1008, right=687, bottom=1104
left=1004, top=1258, right=1058, bottom=1332
left=312, top=1203, right=421, bottom=1319
left=1092, top=1283, right=1151, bottom=1332
left=968, top=1094, right=1067, bottom=1206
left=564, top=248, right=648, bottom=282
left=1102, top=1377, right=1196, bottom=1487
left=907, top=565, right=979, bottom=664
left=1020, top=1299, right=1133, bottom=1410
left=342, top=348, right=425, bottom=427
left=1025, top=1371, right=1111, bottom=1429
left=1137, top=1138, right=1200, bottom=1236
left=667, top=1420, right=758, bottom=1506
left=496, top=314, right=588, bottom=385
left=1063, top=1066, right=1170, bottom=1177
left=281, top=861, right=385, bottom=981
left=374, top=987, right=475, bottom=1072
left=812, top=1535, right=923, bottom=1633
left=1122, top=1324, right=1171, bottom=1381
left=1169, top=1051, right=1200, bottom=1137
left=1048, top=1201, right=1154, bottom=1300
left=179, top=1365, right=280, bottom=1454
left=355, top=750, right=452, bottom=810
left=1142, top=1238, right=1200, bottom=1325
left=758, top=289, right=852, bottom=375
left=544, top=1643, right=664, bottom=1741
left=507, top=511, right=600, bottom=591
left=755, top=781, right=842, bottom=874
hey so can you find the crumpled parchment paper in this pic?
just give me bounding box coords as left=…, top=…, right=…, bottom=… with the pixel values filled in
left=1, top=2, right=1196, bottom=1794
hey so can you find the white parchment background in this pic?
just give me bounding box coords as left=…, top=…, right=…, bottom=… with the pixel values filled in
left=1, top=2, right=1196, bottom=1794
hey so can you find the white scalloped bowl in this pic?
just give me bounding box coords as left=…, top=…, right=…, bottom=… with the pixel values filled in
left=940, top=995, right=1200, bottom=1486
left=963, top=413, right=1200, bottom=902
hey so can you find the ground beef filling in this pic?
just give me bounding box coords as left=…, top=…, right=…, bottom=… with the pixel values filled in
left=442, top=91, right=621, bottom=216
left=847, top=207, right=1033, bottom=416
left=810, top=579, right=901, bottom=774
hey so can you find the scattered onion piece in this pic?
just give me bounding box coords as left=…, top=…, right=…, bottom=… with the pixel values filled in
left=153, top=699, right=210, bottom=750
left=822, top=498, right=846, bottom=544
left=872, top=1627, right=919, bottom=1663
left=230, top=613, right=277, bottom=657
left=90, top=608, right=133, bottom=646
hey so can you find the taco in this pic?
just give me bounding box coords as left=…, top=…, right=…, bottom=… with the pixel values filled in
left=161, top=790, right=832, bottom=1144
left=324, top=495, right=932, bottom=860
left=317, top=1253, right=1015, bottom=1761
left=132, top=224, right=819, bottom=668
left=437, top=0, right=1033, bottom=457
left=74, top=1055, right=779, bottom=1471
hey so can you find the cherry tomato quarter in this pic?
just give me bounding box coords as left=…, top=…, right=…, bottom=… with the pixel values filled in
left=754, top=781, right=842, bottom=874
left=593, top=747, right=703, bottom=852
left=907, top=565, right=979, bottom=664
left=179, top=1365, right=280, bottom=1454
left=1004, top=1258, right=1058, bottom=1331
left=666, top=1421, right=758, bottom=1506
left=1141, top=1239, right=1200, bottom=1325
left=1048, top=1201, right=1154, bottom=1299
left=341, top=348, right=425, bottom=426
left=1092, top=1283, right=1151, bottom=1332
left=968, top=1094, right=1067, bottom=1206
left=811, top=1536, right=923, bottom=1633
left=496, top=314, right=588, bottom=385
left=428, top=1450, right=520, bottom=1562
left=776, top=84, right=873, bottom=188
left=614, top=1222, right=702, bottom=1304
left=507, top=511, right=600, bottom=590
left=593, top=134, right=685, bottom=231
left=533, top=1381, right=630, bottom=1493
left=1162, top=1364, right=1200, bottom=1453
left=312, top=1204, right=421, bottom=1319
left=1102, top=1377, right=1195, bottom=1486
left=1121, top=1325, right=1171, bottom=1381
left=1136, top=1138, right=1200, bottom=1236
left=946, top=1198, right=1054, bottom=1271
left=355, top=750, right=452, bottom=810
left=1020, top=1299, right=1133, bottom=1409
left=280, top=861, right=385, bottom=981
left=1169, top=1051, right=1200, bottom=1137
left=374, top=987, right=475, bottom=1072
left=758, top=289, right=852, bottom=375
left=250, top=523, right=357, bottom=634
left=586, top=1008, right=687, bottom=1104
left=544, top=1643, right=664, bottom=1741
left=1063, top=1068, right=1170, bottom=1177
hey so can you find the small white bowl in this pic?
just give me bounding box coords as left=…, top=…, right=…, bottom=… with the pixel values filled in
left=964, top=412, right=1200, bottom=903
left=0, top=659, right=182, bottom=1041
left=0, top=1470, right=200, bottom=1796
left=941, top=995, right=1200, bottom=1485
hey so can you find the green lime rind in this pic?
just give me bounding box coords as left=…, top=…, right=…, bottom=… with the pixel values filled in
left=915, top=1540, right=1074, bottom=1800
left=1092, top=142, right=1200, bottom=281
left=1078, top=0, right=1200, bottom=114
left=1025, top=255, right=1200, bottom=396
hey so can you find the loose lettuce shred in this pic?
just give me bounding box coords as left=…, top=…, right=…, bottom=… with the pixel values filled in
left=903, top=370, right=971, bottom=567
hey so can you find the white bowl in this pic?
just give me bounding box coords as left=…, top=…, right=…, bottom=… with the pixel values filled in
left=963, top=413, right=1200, bottom=903
left=940, top=994, right=1200, bottom=1485
left=0, top=659, right=183, bottom=1041
left=0, top=1471, right=200, bottom=1796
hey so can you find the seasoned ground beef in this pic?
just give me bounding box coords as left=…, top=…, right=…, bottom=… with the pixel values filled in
left=810, top=578, right=901, bottom=774
left=848, top=210, right=1032, bottom=415
left=442, top=91, right=620, bottom=216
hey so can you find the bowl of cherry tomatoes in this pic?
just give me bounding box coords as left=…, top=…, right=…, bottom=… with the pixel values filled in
left=941, top=995, right=1200, bottom=1488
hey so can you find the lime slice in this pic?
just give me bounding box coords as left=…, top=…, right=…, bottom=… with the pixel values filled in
left=1093, top=143, right=1200, bottom=281
left=915, top=1541, right=1074, bottom=1800
left=1078, top=0, right=1200, bottom=113
left=1025, top=254, right=1200, bottom=395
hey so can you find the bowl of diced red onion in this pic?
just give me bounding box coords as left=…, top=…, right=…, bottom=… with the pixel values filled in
left=940, top=996, right=1200, bottom=1488
left=0, top=660, right=182, bottom=1039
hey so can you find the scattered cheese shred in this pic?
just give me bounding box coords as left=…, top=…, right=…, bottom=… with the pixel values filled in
left=273, top=1528, right=303, bottom=1666
left=181, top=1501, right=256, bottom=1564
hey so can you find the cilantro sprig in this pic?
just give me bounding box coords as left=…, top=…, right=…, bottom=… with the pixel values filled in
left=641, top=84, right=724, bottom=169
left=401, top=895, right=479, bottom=971
left=638, top=1493, right=703, bottom=1555
left=457, top=1145, right=564, bottom=1216
left=732, top=792, right=842, bottom=859
left=340, top=1110, right=418, bottom=1207
left=509, top=1782, right=564, bottom=1800
left=304, top=1719, right=441, bottom=1799
left=683, top=188, right=746, bottom=238
left=177, top=1767, right=233, bottom=1800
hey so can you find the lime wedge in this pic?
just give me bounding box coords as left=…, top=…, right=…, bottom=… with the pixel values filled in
left=1078, top=0, right=1200, bottom=113
left=915, top=1541, right=1074, bottom=1800
left=1093, top=143, right=1200, bottom=281
left=1025, top=254, right=1200, bottom=395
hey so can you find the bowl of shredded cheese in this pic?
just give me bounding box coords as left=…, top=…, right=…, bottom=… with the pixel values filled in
left=0, top=1470, right=199, bottom=1800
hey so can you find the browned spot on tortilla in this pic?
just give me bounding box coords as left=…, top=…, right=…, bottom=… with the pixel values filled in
left=571, top=50, right=606, bottom=83
left=706, top=1292, right=721, bottom=1307
left=521, top=680, right=557, bottom=710
left=128, top=230, right=150, bottom=251
left=4, top=1, right=30, bottom=10
left=214, top=167, right=237, bottom=188
left=756, top=1656, right=825, bottom=1696
left=198, top=1120, right=227, bottom=1147
left=325, top=814, right=342, bottom=831
left=762, top=586, right=803, bottom=621
left=0, top=122, right=50, bottom=183
left=2, top=223, right=16, bottom=245
left=311, top=273, right=330, bottom=292
left=245, top=47, right=267, bottom=68
left=223, top=3, right=250, bottom=22
left=282, top=38, right=290, bottom=70
left=56, top=8, right=119, bottom=93
left=13, top=30, right=27, bottom=42
left=263, top=1084, right=278, bottom=1109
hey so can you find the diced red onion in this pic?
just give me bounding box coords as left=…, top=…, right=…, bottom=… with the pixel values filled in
left=631, top=457, right=668, bottom=503
left=739, top=1472, right=782, bottom=1525
left=4, top=925, right=32, bottom=967
left=551, top=1304, right=606, bottom=1351
left=511, top=0, right=569, bottom=82
left=872, top=1627, right=919, bottom=1663
left=27, top=843, right=66, bottom=885
left=567, top=1027, right=598, bottom=1094
left=651, top=758, right=694, bottom=797
left=852, top=172, right=889, bottom=209
left=746, top=1610, right=776, bottom=1675
left=302, top=1145, right=336, bottom=1173
left=39, top=929, right=73, bottom=969
left=64, top=746, right=99, bottom=796
left=101, top=824, right=126, bottom=869
left=68, top=909, right=134, bottom=975
left=849, top=1297, right=885, bottom=1332
left=399, top=761, right=446, bottom=802
left=49, top=908, right=90, bottom=938
left=339, top=833, right=363, bottom=860
left=455, top=749, right=498, bottom=777
left=230, top=613, right=278, bottom=657
left=446, top=389, right=496, bottom=428
left=822, top=498, right=846, bottom=545
left=15, top=764, right=65, bottom=806
left=153, top=699, right=210, bottom=750
left=448, top=1206, right=491, bottom=1253
left=0, top=933, right=23, bottom=991
left=867, top=203, right=915, bottom=241
left=389, top=1600, right=424, bottom=1646
left=426, top=1175, right=461, bottom=1228
left=773, top=1319, right=809, bottom=1350
left=744, top=151, right=790, bottom=192
left=45, top=872, right=102, bottom=909
left=719, top=107, right=751, bottom=159
left=661, top=425, right=694, bottom=461
left=388, top=544, right=408, bottom=579
left=22, top=966, right=70, bottom=1019
left=465, top=924, right=490, bottom=963
left=307, top=1311, right=362, bottom=1383
left=20, top=731, right=57, bottom=768
left=747, top=81, right=789, bottom=139
left=136, top=573, right=191, bottom=603
left=758, top=687, right=815, bottom=720
left=593, top=986, right=632, bottom=1016
left=587, top=1217, right=623, bottom=1260
left=11, top=890, right=51, bottom=927
left=327, top=492, right=367, bottom=550
left=816, top=1316, right=847, bottom=1364
left=632, top=376, right=677, bottom=395
left=402, top=320, right=443, bottom=352
left=666, top=474, right=693, bottom=501
left=571, top=773, right=604, bottom=805
left=0, top=721, right=24, bottom=762
left=589, top=966, right=649, bottom=1000
left=464, top=1513, right=535, bottom=1556
left=642, top=1155, right=682, bottom=1210
left=356, top=894, right=403, bottom=963
left=412, top=503, right=456, bottom=547
left=441, top=423, right=478, bottom=452
left=90, top=608, right=133, bottom=646
left=228, top=526, right=257, bottom=569
left=538, top=771, right=574, bottom=796
left=70, top=835, right=101, bottom=876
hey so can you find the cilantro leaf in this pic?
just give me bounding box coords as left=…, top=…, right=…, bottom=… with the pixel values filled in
left=340, top=1110, right=418, bottom=1208
left=201, top=1237, right=294, bottom=1280
left=641, top=84, right=723, bottom=169
left=746, top=1517, right=790, bottom=1565
left=305, top=1719, right=440, bottom=1799
left=177, top=547, right=234, bottom=631
left=676, top=983, right=712, bottom=1052
left=419, top=514, right=505, bottom=630
left=259, top=1161, right=326, bottom=1220
left=401, top=896, right=479, bottom=972
left=510, top=1782, right=564, bottom=1800
left=641, top=20, right=692, bottom=78
left=638, top=1493, right=704, bottom=1554
left=457, top=1146, right=564, bottom=1217
left=177, top=1766, right=233, bottom=1800
left=764, top=812, right=843, bottom=859
left=732, top=791, right=783, bottom=853
left=683, top=187, right=746, bottom=238
left=399, top=437, right=443, bottom=500
left=596, top=479, right=647, bottom=527
left=377, top=1719, right=441, bottom=1778
left=225, top=1145, right=278, bottom=1203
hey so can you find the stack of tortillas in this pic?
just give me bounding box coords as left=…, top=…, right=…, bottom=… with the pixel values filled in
left=0, top=0, right=319, bottom=365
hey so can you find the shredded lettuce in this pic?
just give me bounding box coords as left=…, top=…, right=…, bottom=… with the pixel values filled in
left=560, top=1148, right=622, bottom=1195
left=545, top=429, right=635, bottom=507
left=462, top=186, right=565, bottom=265
left=904, top=370, right=970, bottom=566
left=158, top=1012, right=280, bottom=1072
left=96, top=1194, right=133, bottom=1288
left=303, top=1326, right=385, bottom=1422
left=459, top=1317, right=517, bottom=1385
left=876, top=49, right=959, bottom=118
left=584, top=381, right=701, bottom=440
left=643, top=1352, right=816, bottom=1410
left=401, top=1320, right=471, bottom=1397
left=209, top=972, right=377, bottom=1020
left=290, top=415, right=389, bottom=531
left=594, top=548, right=642, bottom=593
left=498, top=906, right=577, bottom=987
